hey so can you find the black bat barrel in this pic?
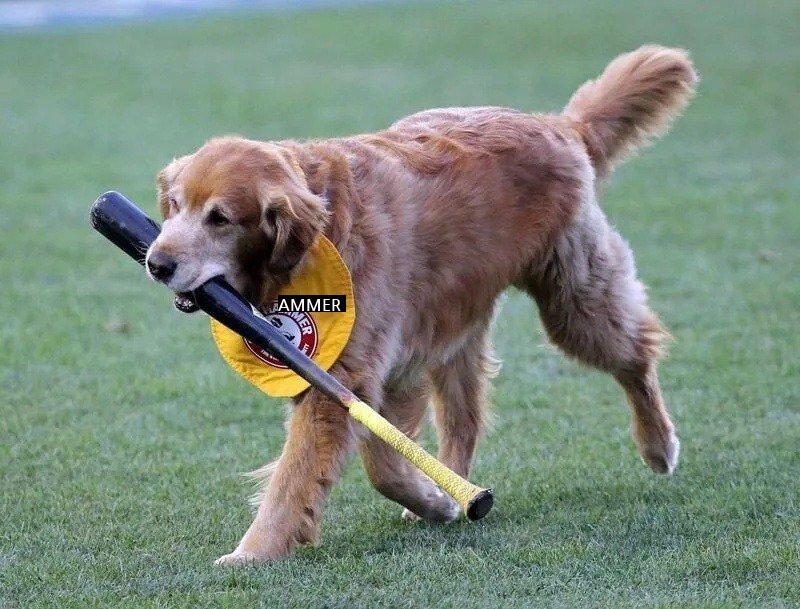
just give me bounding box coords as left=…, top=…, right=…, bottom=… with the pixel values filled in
left=90, top=191, right=161, bottom=264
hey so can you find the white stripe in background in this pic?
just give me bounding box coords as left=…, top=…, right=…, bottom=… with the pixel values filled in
left=0, top=0, right=391, bottom=30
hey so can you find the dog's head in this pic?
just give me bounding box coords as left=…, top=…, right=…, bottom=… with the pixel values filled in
left=146, top=137, right=329, bottom=300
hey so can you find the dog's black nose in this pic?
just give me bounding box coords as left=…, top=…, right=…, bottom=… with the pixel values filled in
left=147, top=251, right=177, bottom=282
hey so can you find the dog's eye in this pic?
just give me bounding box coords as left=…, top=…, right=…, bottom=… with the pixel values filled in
left=168, top=197, right=179, bottom=211
left=207, top=208, right=230, bottom=226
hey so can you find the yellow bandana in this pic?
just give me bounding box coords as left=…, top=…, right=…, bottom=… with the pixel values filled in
left=210, top=235, right=355, bottom=397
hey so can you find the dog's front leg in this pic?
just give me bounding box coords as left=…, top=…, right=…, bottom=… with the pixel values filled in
left=215, top=370, right=354, bottom=565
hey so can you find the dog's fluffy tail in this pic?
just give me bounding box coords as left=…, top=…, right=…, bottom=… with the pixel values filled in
left=564, top=45, right=698, bottom=177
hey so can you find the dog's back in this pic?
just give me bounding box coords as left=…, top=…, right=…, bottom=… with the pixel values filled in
left=391, top=45, right=697, bottom=179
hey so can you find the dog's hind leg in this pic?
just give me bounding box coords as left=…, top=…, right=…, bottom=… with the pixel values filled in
left=519, top=200, right=679, bottom=474
left=359, top=380, right=461, bottom=523
left=397, top=334, right=494, bottom=523
left=429, top=330, right=495, bottom=479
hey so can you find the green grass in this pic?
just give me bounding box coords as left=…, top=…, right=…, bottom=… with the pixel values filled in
left=1, top=1, right=798, bottom=607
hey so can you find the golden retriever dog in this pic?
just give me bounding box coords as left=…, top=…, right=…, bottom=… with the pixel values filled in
left=145, top=46, right=697, bottom=564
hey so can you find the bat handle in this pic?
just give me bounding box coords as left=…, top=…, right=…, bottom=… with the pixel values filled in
left=346, top=398, right=493, bottom=520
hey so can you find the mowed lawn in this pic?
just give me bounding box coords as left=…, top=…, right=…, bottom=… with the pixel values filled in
left=1, top=1, right=798, bottom=607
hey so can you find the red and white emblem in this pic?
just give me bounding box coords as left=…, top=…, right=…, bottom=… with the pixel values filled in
left=244, top=304, right=318, bottom=369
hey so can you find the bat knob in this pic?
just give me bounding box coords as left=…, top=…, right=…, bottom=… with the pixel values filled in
left=466, top=488, right=493, bottom=521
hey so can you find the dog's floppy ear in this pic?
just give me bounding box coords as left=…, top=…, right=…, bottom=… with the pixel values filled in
left=260, top=183, right=329, bottom=274
left=288, top=144, right=356, bottom=248
left=156, top=154, right=192, bottom=218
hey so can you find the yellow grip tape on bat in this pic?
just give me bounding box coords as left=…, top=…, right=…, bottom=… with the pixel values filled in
left=210, top=234, right=355, bottom=397
left=346, top=398, right=489, bottom=514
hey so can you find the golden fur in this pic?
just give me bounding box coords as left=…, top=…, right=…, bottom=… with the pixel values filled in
left=146, top=46, right=698, bottom=564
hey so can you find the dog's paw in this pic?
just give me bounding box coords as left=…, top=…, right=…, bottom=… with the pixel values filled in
left=438, top=496, right=462, bottom=523
left=214, top=550, right=263, bottom=567
left=400, top=492, right=461, bottom=524
left=401, top=508, right=423, bottom=522
left=638, top=430, right=680, bottom=475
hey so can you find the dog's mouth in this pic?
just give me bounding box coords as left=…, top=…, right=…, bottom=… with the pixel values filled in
left=174, top=292, right=200, bottom=313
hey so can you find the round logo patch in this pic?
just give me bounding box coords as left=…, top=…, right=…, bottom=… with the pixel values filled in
left=244, top=307, right=318, bottom=369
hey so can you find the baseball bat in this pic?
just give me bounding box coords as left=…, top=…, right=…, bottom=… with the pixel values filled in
left=89, top=191, right=493, bottom=520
